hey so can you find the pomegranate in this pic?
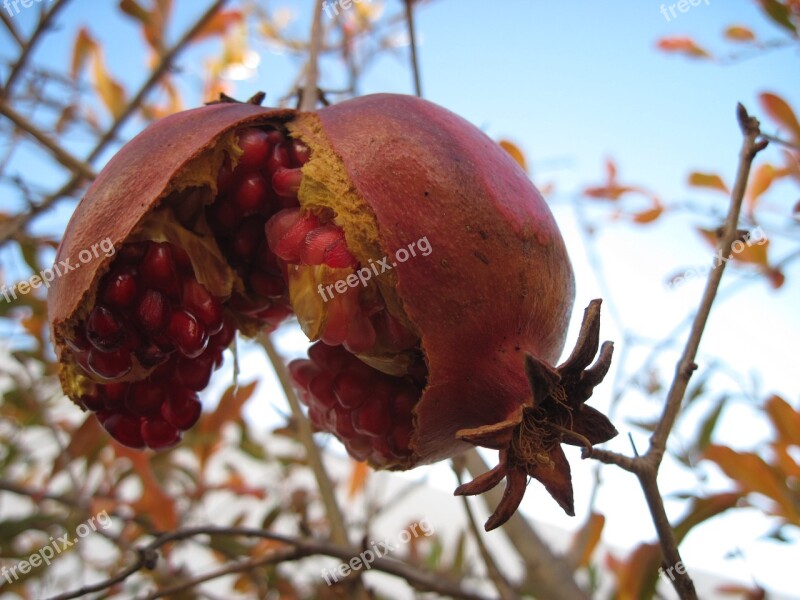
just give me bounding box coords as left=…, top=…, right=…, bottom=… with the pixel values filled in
left=48, top=94, right=616, bottom=529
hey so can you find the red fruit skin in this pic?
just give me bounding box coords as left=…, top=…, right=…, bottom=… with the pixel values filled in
left=48, top=103, right=294, bottom=397
left=49, top=93, right=573, bottom=475
left=306, top=95, right=575, bottom=465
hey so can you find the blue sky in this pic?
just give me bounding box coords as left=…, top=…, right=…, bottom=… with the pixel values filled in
left=2, top=0, right=799, bottom=596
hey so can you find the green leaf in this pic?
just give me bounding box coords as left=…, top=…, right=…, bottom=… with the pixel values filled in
left=756, top=0, right=798, bottom=35
left=673, top=492, right=742, bottom=543
left=696, top=395, right=727, bottom=453
left=450, top=530, right=467, bottom=574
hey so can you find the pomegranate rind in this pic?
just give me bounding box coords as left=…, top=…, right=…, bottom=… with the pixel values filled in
left=49, top=103, right=294, bottom=400
left=304, top=94, right=575, bottom=466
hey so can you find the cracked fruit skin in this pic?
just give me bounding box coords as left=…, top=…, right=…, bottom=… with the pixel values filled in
left=49, top=93, right=614, bottom=529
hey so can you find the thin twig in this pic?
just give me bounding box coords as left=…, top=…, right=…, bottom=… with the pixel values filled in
left=260, top=335, right=370, bottom=600
left=584, top=104, right=768, bottom=600
left=0, top=0, right=228, bottom=248
left=0, top=10, right=24, bottom=48
left=582, top=447, right=638, bottom=473
left=86, top=0, right=229, bottom=162
left=0, top=102, right=96, bottom=179
left=404, top=0, right=422, bottom=97
left=300, top=0, right=325, bottom=111
left=2, top=0, right=70, bottom=96
left=260, top=335, right=350, bottom=546
left=649, top=104, right=766, bottom=457
left=760, top=133, right=800, bottom=152
left=452, top=458, right=519, bottom=600
left=46, top=525, right=492, bottom=600
left=140, top=548, right=304, bottom=600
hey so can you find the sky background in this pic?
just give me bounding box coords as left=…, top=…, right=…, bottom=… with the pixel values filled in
left=1, top=0, right=798, bottom=597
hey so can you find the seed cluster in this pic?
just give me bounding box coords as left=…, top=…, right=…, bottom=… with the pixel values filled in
left=290, top=341, right=423, bottom=465
left=67, top=125, right=427, bottom=464
left=71, top=241, right=231, bottom=449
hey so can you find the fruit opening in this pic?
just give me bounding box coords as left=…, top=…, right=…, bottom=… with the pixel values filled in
left=61, top=119, right=428, bottom=462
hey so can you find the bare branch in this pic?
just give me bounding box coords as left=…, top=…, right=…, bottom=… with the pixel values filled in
left=452, top=458, right=519, bottom=600
left=46, top=526, right=493, bottom=600
left=140, top=548, right=305, bottom=600
left=583, top=103, right=769, bottom=600
left=0, top=102, right=96, bottom=179
left=0, top=10, right=24, bottom=48
left=649, top=104, right=766, bottom=457
left=404, top=0, right=422, bottom=97
left=0, top=0, right=229, bottom=247
left=2, top=0, right=70, bottom=96
left=300, top=0, right=325, bottom=111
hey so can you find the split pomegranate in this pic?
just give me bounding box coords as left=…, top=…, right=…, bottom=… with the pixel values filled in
left=49, top=94, right=616, bottom=529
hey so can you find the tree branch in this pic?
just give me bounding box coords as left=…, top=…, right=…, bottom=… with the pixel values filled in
left=260, top=335, right=370, bottom=600
left=0, top=102, right=96, bottom=179
left=46, top=526, right=492, bottom=600
left=299, top=0, right=325, bottom=111
left=649, top=104, right=766, bottom=457
left=584, top=103, right=769, bottom=600
left=140, top=547, right=305, bottom=600
left=0, top=10, right=24, bottom=48
left=2, top=0, right=70, bottom=97
left=404, top=0, right=422, bottom=97
left=0, top=0, right=228, bottom=247
left=452, top=457, right=519, bottom=600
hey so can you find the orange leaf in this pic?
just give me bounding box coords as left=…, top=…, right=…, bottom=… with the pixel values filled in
left=765, top=395, right=800, bottom=446
left=716, top=584, right=766, bottom=599
left=92, top=55, right=127, bottom=119
left=115, top=447, right=179, bottom=531
left=746, top=163, right=777, bottom=216
left=584, top=158, right=644, bottom=201
left=765, top=266, right=785, bottom=288
left=774, top=445, right=800, bottom=479
left=569, top=512, right=605, bottom=568
left=704, top=445, right=800, bottom=524
left=724, top=25, right=756, bottom=42
left=759, top=92, right=800, bottom=142
left=606, top=543, right=661, bottom=600
left=696, top=227, right=719, bottom=250
left=348, top=459, right=369, bottom=499
left=64, top=414, right=105, bottom=460
left=605, top=158, right=617, bottom=181
left=119, top=0, right=150, bottom=24
left=71, top=27, right=127, bottom=117
left=194, top=10, right=244, bottom=41
left=656, top=36, right=711, bottom=59
left=498, top=140, right=528, bottom=174
left=688, top=171, right=729, bottom=194
left=71, top=28, right=96, bottom=80
left=200, top=380, right=257, bottom=435
left=632, top=202, right=664, bottom=224
left=673, top=492, right=743, bottom=542
left=730, top=240, right=769, bottom=267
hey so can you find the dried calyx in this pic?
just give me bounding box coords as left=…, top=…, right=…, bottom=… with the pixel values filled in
left=454, top=300, right=616, bottom=530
